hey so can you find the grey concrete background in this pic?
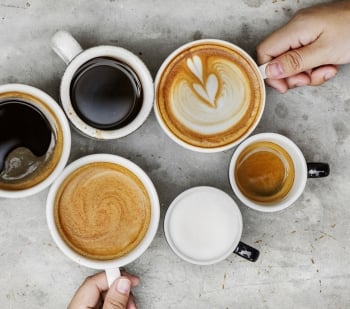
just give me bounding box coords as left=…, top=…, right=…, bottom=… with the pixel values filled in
left=1, top=0, right=350, bottom=308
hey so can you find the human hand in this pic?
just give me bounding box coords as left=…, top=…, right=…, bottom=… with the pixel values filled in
left=68, top=271, right=140, bottom=309
left=257, top=0, right=350, bottom=93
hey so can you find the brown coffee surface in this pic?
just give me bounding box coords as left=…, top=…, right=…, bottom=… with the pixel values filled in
left=54, top=162, right=151, bottom=260
left=235, top=141, right=295, bottom=203
left=156, top=42, right=264, bottom=149
left=0, top=92, right=63, bottom=190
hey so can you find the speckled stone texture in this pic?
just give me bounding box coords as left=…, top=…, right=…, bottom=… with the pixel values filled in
left=0, top=0, right=349, bottom=308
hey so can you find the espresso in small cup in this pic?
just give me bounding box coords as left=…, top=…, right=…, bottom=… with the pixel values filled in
left=155, top=39, right=266, bottom=152
left=235, top=141, right=295, bottom=203
left=229, top=133, right=329, bottom=212
left=47, top=154, right=160, bottom=286
left=0, top=84, right=71, bottom=198
left=51, top=31, right=153, bottom=140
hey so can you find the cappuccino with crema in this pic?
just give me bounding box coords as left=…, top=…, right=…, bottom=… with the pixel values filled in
left=54, top=162, right=151, bottom=260
left=155, top=40, right=265, bottom=152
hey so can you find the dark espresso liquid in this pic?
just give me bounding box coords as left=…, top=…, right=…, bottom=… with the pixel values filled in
left=0, top=100, right=52, bottom=176
left=70, top=57, right=143, bottom=130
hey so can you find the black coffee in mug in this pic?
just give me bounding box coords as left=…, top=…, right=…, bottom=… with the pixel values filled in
left=0, top=100, right=53, bottom=185
left=70, top=57, right=143, bottom=130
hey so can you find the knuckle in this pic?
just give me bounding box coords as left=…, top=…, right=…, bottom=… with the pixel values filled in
left=104, top=294, right=128, bottom=309
left=285, top=50, right=304, bottom=72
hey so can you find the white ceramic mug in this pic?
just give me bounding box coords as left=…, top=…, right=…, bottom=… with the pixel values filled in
left=0, top=83, right=71, bottom=198
left=51, top=30, right=154, bottom=140
left=46, top=154, right=160, bottom=286
left=154, top=39, right=268, bottom=153
left=164, top=186, right=259, bottom=265
left=229, top=133, right=330, bottom=212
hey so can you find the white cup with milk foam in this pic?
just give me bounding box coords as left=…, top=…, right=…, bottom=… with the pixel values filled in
left=164, top=186, right=259, bottom=265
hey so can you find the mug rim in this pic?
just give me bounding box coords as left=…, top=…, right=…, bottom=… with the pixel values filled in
left=60, top=45, right=154, bottom=140
left=46, top=153, right=160, bottom=270
left=154, top=39, right=266, bottom=153
left=229, top=132, right=308, bottom=212
left=0, top=83, right=71, bottom=198
left=164, top=186, right=243, bottom=265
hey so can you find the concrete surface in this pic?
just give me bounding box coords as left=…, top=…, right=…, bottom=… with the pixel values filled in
left=1, top=0, right=350, bottom=308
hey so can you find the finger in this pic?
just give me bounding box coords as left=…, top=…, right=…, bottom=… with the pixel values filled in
left=126, top=292, right=138, bottom=309
left=309, top=65, right=338, bottom=86
left=68, top=272, right=108, bottom=309
left=103, top=277, right=131, bottom=309
left=285, top=73, right=311, bottom=89
left=263, top=36, right=335, bottom=79
left=257, top=14, right=320, bottom=64
left=121, top=271, right=140, bottom=287
left=265, top=78, right=289, bottom=94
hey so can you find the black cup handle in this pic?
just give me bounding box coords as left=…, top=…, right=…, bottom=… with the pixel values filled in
left=233, top=241, right=260, bottom=262
left=307, top=162, right=330, bottom=178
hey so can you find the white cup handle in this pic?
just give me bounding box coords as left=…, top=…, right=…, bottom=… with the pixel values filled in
left=51, top=30, right=83, bottom=65
left=258, top=62, right=268, bottom=80
left=105, top=268, right=121, bottom=287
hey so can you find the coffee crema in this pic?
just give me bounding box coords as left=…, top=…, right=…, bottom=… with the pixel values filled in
left=54, top=162, right=151, bottom=260
left=156, top=42, right=264, bottom=149
left=0, top=92, right=63, bottom=191
left=234, top=141, right=295, bottom=203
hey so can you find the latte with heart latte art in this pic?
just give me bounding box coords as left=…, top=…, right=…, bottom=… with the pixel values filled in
left=155, top=40, right=265, bottom=151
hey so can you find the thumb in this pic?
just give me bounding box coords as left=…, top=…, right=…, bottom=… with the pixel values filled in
left=103, top=277, right=131, bottom=309
left=265, top=43, right=328, bottom=79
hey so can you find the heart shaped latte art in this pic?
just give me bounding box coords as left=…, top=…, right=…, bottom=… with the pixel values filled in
left=187, top=56, right=219, bottom=107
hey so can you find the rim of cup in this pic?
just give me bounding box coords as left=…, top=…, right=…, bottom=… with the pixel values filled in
left=46, top=153, right=160, bottom=270
left=154, top=39, right=266, bottom=153
left=60, top=46, right=154, bottom=140
left=164, top=186, right=243, bottom=265
left=0, top=83, right=71, bottom=198
left=229, top=133, right=308, bottom=212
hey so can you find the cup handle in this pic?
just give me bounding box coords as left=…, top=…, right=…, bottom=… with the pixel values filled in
left=105, top=268, right=121, bottom=287
left=258, top=63, right=268, bottom=79
left=51, top=30, right=83, bottom=65
left=233, top=241, right=260, bottom=262
left=307, top=162, right=330, bottom=178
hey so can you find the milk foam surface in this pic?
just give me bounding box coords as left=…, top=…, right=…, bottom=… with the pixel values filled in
left=172, top=56, right=249, bottom=135
left=167, top=188, right=241, bottom=263
left=156, top=42, right=264, bottom=149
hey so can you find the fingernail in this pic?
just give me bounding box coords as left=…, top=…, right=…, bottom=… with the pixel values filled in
left=324, top=71, right=336, bottom=81
left=267, top=62, right=283, bottom=78
left=116, top=278, right=131, bottom=295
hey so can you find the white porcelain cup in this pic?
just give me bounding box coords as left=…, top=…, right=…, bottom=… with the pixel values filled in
left=51, top=30, right=154, bottom=140
left=46, top=154, right=160, bottom=286
left=164, top=186, right=259, bottom=265
left=0, top=83, right=71, bottom=198
left=229, top=133, right=330, bottom=212
left=154, top=39, right=267, bottom=153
